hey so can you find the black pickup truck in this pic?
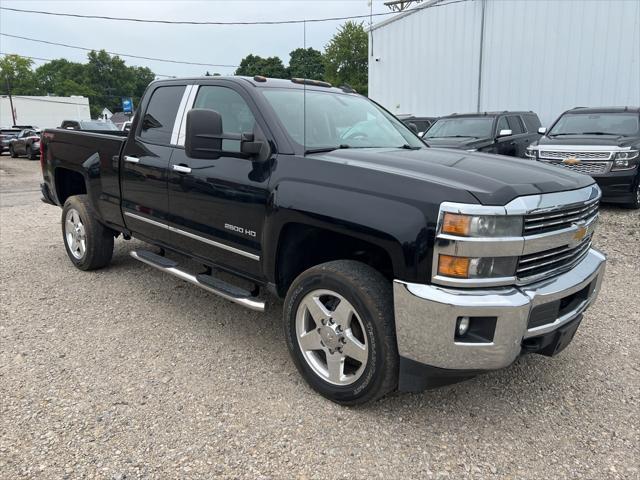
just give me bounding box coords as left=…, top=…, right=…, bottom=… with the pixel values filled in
left=40, top=76, right=606, bottom=405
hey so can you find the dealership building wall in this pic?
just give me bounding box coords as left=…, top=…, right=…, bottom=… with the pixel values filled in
left=368, top=0, right=640, bottom=126
left=0, top=95, right=91, bottom=129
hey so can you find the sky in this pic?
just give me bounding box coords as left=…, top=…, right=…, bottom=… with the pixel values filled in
left=0, top=0, right=396, bottom=77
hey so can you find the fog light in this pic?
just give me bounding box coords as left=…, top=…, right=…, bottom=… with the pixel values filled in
left=456, top=316, right=470, bottom=337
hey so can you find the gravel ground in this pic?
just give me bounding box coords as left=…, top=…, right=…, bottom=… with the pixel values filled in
left=1, top=155, right=638, bottom=479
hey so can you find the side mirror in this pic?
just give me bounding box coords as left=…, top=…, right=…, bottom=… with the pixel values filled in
left=497, top=129, right=512, bottom=138
left=538, top=127, right=547, bottom=135
left=185, top=108, right=269, bottom=161
left=407, top=122, right=418, bottom=134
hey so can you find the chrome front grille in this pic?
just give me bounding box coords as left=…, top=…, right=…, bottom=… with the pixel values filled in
left=539, top=150, right=612, bottom=160
left=517, top=235, right=592, bottom=283
left=539, top=159, right=611, bottom=175
left=524, top=199, right=599, bottom=235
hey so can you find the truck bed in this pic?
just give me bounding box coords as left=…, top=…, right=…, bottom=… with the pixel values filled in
left=41, top=128, right=129, bottom=229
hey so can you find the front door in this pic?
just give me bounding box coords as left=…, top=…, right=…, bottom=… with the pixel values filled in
left=120, top=84, right=186, bottom=245
left=167, top=83, right=273, bottom=279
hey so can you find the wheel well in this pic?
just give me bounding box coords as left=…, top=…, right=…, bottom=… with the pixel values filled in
left=275, top=224, right=394, bottom=297
left=55, top=168, right=86, bottom=205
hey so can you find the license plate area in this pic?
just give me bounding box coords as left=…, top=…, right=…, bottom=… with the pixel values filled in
left=522, top=314, right=582, bottom=356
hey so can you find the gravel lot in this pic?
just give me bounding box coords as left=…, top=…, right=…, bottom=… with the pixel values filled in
left=1, top=155, right=638, bottom=479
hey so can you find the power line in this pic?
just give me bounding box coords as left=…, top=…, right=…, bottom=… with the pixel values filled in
left=1, top=33, right=239, bottom=68
left=0, top=52, right=176, bottom=78
left=3, top=95, right=92, bottom=106
left=0, top=6, right=397, bottom=25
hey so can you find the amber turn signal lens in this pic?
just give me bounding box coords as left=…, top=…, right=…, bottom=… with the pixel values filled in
left=442, top=213, right=471, bottom=236
left=438, top=255, right=470, bottom=278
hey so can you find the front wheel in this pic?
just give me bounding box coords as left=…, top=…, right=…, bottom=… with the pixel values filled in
left=62, top=195, right=114, bottom=270
left=284, top=260, right=398, bottom=405
left=626, top=180, right=640, bottom=209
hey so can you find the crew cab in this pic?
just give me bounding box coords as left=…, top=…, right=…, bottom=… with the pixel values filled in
left=9, top=128, right=42, bottom=160
left=40, top=76, right=606, bottom=404
left=424, top=111, right=542, bottom=158
left=527, top=107, right=640, bottom=209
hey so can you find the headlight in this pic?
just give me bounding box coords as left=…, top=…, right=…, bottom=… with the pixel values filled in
left=525, top=147, right=537, bottom=159
left=438, top=255, right=517, bottom=279
left=612, top=150, right=639, bottom=171
left=441, top=213, right=523, bottom=237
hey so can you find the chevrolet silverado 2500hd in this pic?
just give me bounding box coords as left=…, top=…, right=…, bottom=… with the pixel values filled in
left=40, top=76, right=606, bottom=405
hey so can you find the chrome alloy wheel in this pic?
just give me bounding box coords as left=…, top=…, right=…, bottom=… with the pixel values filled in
left=64, top=208, right=87, bottom=260
left=295, top=289, right=369, bottom=386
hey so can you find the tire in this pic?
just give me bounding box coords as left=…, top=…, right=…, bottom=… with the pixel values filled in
left=284, top=260, right=398, bottom=405
left=625, top=180, right=640, bottom=210
left=9, top=145, right=17, bottom=158
left=61, top=195, right=114, bottom=270
left=26, top=145, right=38, bottom=160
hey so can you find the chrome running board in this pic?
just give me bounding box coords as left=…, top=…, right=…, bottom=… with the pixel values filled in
left=130, top=250, right=265, bottom=312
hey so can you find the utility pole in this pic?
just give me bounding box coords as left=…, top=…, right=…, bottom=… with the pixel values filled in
left=5, top=77, right=17, bottom=125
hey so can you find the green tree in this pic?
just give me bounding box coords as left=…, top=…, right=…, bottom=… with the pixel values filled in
left=0, top=54, right=37, bottom=95
left=323, top=21, right=368, bottom=95
left=235, top=54, right=288, bottom=78
left=288, top=47, right=325, bottom=80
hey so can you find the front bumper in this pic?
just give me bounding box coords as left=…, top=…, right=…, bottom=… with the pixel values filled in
left=592, top=168, right=639, bottom=203
left=394, top=248, right=606, bottom=388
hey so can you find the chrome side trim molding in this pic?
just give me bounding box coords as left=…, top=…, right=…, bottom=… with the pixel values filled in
left=124, top=211, right=260, bottom=261
left=170, top=85, right=195, bottom=145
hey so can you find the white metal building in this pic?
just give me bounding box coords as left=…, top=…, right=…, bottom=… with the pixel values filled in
left=368, top=0, right=640, bottom=126
left=0, top=95, right=91, bottom=129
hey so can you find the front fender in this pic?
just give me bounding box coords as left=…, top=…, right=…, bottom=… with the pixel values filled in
left=262, top=179, right=432, bottom=284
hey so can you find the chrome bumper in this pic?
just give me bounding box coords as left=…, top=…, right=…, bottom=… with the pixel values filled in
left=393, top=248, right=606, bottom=370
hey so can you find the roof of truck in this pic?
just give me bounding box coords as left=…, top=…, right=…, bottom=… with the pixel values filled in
left=152, top=75, right=358, bottom=94
left=567, top=106, right=640, bottom=114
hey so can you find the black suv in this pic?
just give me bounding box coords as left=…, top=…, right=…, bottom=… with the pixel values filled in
left=423, top=111, right=542, bottom=158
left=527, top=107, right=640, bottom=209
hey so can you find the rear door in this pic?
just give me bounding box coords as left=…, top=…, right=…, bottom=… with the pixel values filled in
left=167, top=82, right=273, bottom=279
left=120, top=83, right=187, bottom=245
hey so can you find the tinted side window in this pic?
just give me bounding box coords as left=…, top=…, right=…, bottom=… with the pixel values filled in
left=523, top=114, right=542, bottom=132
left=496, top=116, right=509, bottom=133
left=507, top=116, right=525, bottom=134
left=193, top=86, right=257, bottom=152
left=194, top=86, right=256, bottom=134
left=139, top=85, right=186, bottom=144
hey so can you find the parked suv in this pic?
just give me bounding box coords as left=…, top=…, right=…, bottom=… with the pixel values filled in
left=9, top=128, right=41, bottom=160
left=527, top=107, right=640, bottom=209
left=424, top=111, right=542, bottom=158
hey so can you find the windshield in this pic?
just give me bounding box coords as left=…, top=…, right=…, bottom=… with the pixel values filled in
left=549, top=113, right=640, bottom=136
left=424, top=117, right=494, bottom=139
left=261, top=88, right=423, bottom=150
left=80, top=121, right=119, bottom=131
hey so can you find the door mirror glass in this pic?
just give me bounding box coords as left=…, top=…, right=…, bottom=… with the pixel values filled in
left=538, top=127, right=547, bottom=134
left=497, top=129, right=513, bottom=138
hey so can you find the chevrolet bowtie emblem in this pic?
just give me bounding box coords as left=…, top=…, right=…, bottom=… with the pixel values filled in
left=573, top=225, right=588, bottom=242
left=563, top=156, right=581, bottom=165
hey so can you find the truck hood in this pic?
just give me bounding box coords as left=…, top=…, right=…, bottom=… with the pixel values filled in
left=532, top=134, right=640, bottom=148
left=311, top=147, right=595, bottom=205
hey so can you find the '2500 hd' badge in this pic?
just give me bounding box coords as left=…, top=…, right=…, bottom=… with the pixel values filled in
left=225, top=223, right=257, bottom=237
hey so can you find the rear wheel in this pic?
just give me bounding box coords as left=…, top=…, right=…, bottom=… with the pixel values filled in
left=62, top=195, right=114, bottom=270
left=284, top=260, right=398, bottom=405
left=9, top=145, right=17, bottom=158
left=26, top=145, right=38, bottom=160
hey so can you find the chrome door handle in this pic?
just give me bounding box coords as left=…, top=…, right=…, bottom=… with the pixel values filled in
left=124, top=155, right=140, bottom=164
left=172, top=164, right=191, bottom=174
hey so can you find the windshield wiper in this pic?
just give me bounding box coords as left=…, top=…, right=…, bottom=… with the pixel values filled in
left=428, top=135, right=477, bottom=139
left=581, top=131, right=616, bottom=135
left=305, top=144, right=351, bottom=154
left=399, top=144, right=421, bottom=150
left=548, top=132, right=581, bottom=136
